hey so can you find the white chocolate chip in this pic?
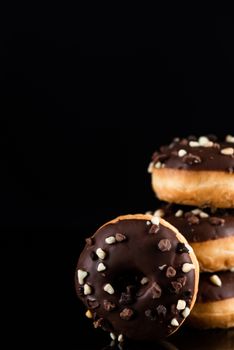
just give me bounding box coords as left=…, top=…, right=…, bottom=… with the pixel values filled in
left=140, top=277, right=149, bottom=285
left=155, top=161, right=162, bottom=169
left=171, top=318, right=179, bottom=327
left=175, top=209, right=183, bottom=217
left=226, top=135, right=234, bottom=143
left=221, top=147, right=234, bottom=155
left=198, top=136, right=213, bottom=147
left=118, top=334, right=124, bottom=342
left=84, top=284, right=92, bottom=295
left=77, top=269, right=88, bottom=285
left=105, top=236, right=116, bottom=244
left=145, top=210, right=153, bottom=215
left=210, top=274, right=222, bottom=287
left=199, top=211, right=209, bottom=218
left=147, top=162, right=154, bottom=173
left=158, top=264, right=167, bottom=270
left=151, top=216, right=160, bottom=225
left=230, top=267, right=234, bottom=272
left=191, top=208, right=201, bottom=215
left=189, top=141, right=200, bottom=147
left=176, top=300, right=186, bottom=310
left=153, top=209, right=165, bottom=217
left=198, top=136, right=209, bottom=145
left=178, top=149, right=187, bottom=157
left=85, top=310, right=93, bottom=318
left=182, top=263, right=195, bottom=273
left=96, top=248, right=106, bottom=260
left=104, top=283, right=115, bottom=295
left=97, top=263, right=106, bottom=272
left=182, top=307, right=190, bottom=318
left=146, top=220, right=151, bottom=225
left=110, top=333, right=116, bottom=340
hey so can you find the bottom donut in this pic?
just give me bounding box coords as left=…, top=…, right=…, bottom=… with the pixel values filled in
left=189, top=270, right=234, bottom=329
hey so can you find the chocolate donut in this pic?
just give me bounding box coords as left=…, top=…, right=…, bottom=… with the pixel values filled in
left=148, top=135, right=234, bottom=208
left=189, top=270, right=234, bottom=329
left=75, top=214, right=199, bottom=342
left=151, top=205, right=234, bottom=272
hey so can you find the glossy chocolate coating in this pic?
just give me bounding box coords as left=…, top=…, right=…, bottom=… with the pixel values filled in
left=197, top=270, right=234, bottom=303
left=151, top=136, right=234, bottom=172
left=162, top=205, right=234, bottom=243
left=75, top=218, right=196, bottom=341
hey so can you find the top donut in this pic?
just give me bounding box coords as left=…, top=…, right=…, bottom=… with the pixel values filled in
left=148, top=135, right=234, bottom=208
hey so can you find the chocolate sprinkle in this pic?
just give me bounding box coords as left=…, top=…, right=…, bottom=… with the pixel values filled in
left=183, top=154, right=202, bottom=165
left=177, top=276, right=187, bottom=287
left=86, top=237, right=93, bottom=246
left=149, top=224, right=159, bottom=234
left=120, top=308, right=134, bottom=320
left=156, top=304, right=167, bottom=318
left=151, top=282, right=162, bottom=299
left=186, top=214, right=200, bottom=225
left=171, top=281, right=183, bottom=294
left=87, top=298, right=100, bottom=309
left=103, top=300, right=116, bottom=312
left=115, top=233, right=127, bottom=242
left=166, top=266, right=176, bottom=278
left=209, top=217, right=225, bottom=226
left=158, top=239, right=172, bottom=251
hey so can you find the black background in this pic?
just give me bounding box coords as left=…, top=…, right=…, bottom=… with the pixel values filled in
left=1, top=15, right=234, bottom=349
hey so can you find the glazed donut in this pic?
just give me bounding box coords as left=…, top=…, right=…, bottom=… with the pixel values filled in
left=189, top=270, right=234, bottom=329
left=151, top=205, right=234, bottom=272
left=75, top=214, right=199, bottom=342
left=148, top=135, right=234, bottom=208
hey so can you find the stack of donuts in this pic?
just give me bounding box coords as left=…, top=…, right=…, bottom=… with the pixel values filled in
left=148, top=134, right=234, bottom=329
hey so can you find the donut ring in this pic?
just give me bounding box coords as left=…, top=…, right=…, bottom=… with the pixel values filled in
left=152, top=205, right=234, bottom=272
left=75, top=214, right=199, bottom=342
left=148, top=135, right=234, bottom=208
left=189, top=270, right=234, bottom=329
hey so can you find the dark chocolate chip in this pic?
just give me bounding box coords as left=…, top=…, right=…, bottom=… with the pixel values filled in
left=149, top=224, right=159, bottom=234
left=182, top=290, right=192, bottom=299
left=177, top=276, right=187, bottom=287
left=158, top=239, right=172, bottom=251
left=77, top=286, right=84, bottom=296
left=176, top=243, right=189, bottom=254
left=171, top=281, right=183, bottom=293
left=103, top=300, right=116, bottom=312
left=119, top=292, right=133, bottom=305
left=115, top=233, right=127, bottom=242
left=166, top=266, right=176, bottom=278
left=207, top=134, right=217, bottom=142
left=93, top=318, right=104, bottom=328
left=170, top=304, right=178, bottom=316
left=151, top=282, right=162, bottom=299
left=85, top=237, right=93, bottom=246
left=156, top=304, right=167, bottom=318
left=145, top=309, right=157, bottom=321
left=87, top=298, right=100, bottom=309
left=120, top=308, right=134, bottom=320
left=90, top=251, right=98, bottom=260
left=183, top=154, right=202, bottom=165
left=209, top=217, right=225, bottom=225
left=186, top=214, right=200, bottom=225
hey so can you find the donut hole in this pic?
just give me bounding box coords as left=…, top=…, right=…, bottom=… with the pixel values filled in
left=112, top=269, right=146, bottom=301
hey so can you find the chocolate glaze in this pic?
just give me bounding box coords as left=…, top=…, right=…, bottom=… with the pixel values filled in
left=75, top=218, right=196, bottom=341
left=161, top=205, right=234, bottom=243
left=151, top=136, right=234, bottom=172
left=197, top=270, right=234, bottom=303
